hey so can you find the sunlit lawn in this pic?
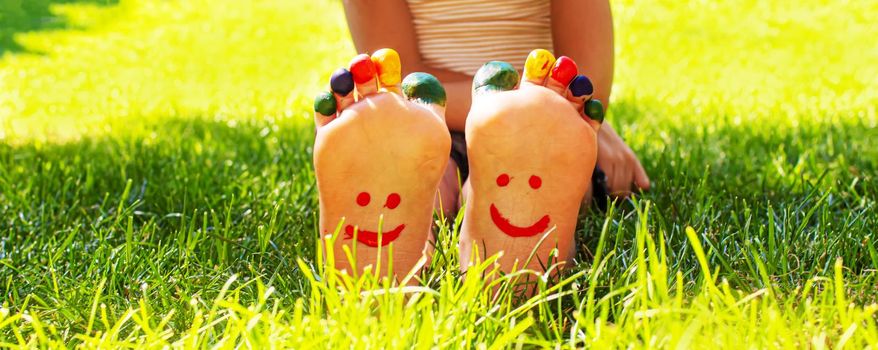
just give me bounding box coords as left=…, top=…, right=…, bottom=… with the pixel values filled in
left=1, top=0, right=877, bottom=348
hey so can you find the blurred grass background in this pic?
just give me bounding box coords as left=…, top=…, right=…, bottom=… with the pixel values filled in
left=1, top=0, right=875, bottom=140
left=0, top=0, right=118, bottom=54
left=1, top=0, right=877, bottom=347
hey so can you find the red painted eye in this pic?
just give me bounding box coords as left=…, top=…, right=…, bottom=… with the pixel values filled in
left=356, top=192, right=371, bottom=206
left=529, top=175, right=542, bottom=189
left=385, top=193, right=401, bottom=209
left=496, top=173, right=510, bottom=187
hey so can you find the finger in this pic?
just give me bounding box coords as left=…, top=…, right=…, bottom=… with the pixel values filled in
left=608, top=164, right=633, bottom=198
left=521, top=49, right=556, bottom=87
left=632, top=158, right=652, bottom=191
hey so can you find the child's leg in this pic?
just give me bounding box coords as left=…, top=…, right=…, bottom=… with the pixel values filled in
left=434, top=159, right=460, bottom=221
left=434, top=131, right=469, bottom=220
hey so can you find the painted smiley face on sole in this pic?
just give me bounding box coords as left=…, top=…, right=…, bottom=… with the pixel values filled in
left=489, top=173, right=551, bottom=237
left=343, top=224, right=406, bottom=247
left=341, top=191, right=406, bottom=247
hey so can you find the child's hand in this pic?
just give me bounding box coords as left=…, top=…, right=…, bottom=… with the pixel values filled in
left=596, top=124, right=650, bottom=197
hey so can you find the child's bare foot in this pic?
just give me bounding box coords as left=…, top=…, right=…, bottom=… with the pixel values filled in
left=313, top=49, right=451, bottom=280
left=460, top=50, right=605, bottom=277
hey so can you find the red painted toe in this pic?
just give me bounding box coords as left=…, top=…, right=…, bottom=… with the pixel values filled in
left=349, top=54, right=376, bottom=84
left=550, top=56, right=578, bottom=86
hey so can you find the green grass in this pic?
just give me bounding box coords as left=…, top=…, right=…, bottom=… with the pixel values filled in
left=1, top=0, right=877, bottom=348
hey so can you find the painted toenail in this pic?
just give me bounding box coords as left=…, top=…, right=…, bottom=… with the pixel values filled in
left=349, top=54, right=376, bottom=84
left=550, top=56, right=578, bottom=86
left=314, top=91, right=336, bottom=116
left=569, top=75, right=594, bottom=97
left=523, top=49, right=556, bottom=81
left=402, top=72, right=447, bottom=106
left=585, top=99, right=605, bottom=123
left=473, top=61, right=518, bottom=93
left=371, top=48, right=402, bottom=86
left=330, top=68, right=354, bottom=96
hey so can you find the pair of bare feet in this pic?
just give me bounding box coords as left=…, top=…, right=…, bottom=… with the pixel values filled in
left=313, top=49, right=603, bottom=283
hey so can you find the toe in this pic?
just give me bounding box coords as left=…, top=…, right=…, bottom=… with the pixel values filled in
left=313, top=91, right=338, bottom=128
left=349, top=53, right=378, bottom=98
left=584, top=98, right=605, bottom=130
left=545, top=56, right=578, bottom=95
left=402, top=72, right=447, bottom=116
left=371, top=48, right=402, bottom=93
left=566, top=75, right=601, bottom=131
left=569, top=74, right=594, bottom=101
left=472, top=61, right=519, bottom=95
left=330, top=68, right=355, bottom=110
left=521, top=49, right=555, bottom=87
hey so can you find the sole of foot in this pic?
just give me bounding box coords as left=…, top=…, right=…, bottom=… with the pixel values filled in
left=313, top=49, right=451, bottom=282
left=460, top=49, right=605, bottom=285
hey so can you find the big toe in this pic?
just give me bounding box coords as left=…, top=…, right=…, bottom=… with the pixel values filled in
left=472, top=61, right=519, bottom=95
left=402, top=72, right=447, bottom=108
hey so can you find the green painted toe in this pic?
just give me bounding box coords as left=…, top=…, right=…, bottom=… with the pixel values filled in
left=472, top=61, right=518, bottom=94
left=402, top=72, right=447, bottom=107
left=314, top=91, right=337, bottom=116
left=584, top=99, right=605, bottom=123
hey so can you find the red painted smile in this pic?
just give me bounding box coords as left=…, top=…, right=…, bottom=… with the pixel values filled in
left=489, top=203, right=550, bottom=237
left=344, top=223, right=406, bottom=247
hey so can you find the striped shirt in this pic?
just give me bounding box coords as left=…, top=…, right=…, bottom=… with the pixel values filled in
left=406, top=0, right=554, bottom=76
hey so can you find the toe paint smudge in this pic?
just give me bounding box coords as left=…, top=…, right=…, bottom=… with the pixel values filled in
left=473, top=61, right=519, bottom=94
left=330, top=68, right=354, bottom=96
left=314, top=91, right=336, bottom=116
left=371, top=48, right=402, bottom=86
left=402, top=72, right=447, bottom=106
